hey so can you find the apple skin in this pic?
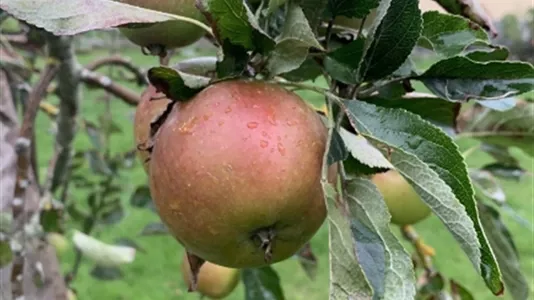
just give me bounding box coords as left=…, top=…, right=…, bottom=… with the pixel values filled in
left=118, top=0, right=206, bottom=49
left=181, top=256, right=240, bottom=299
left=133, top=84, right=171, bottom=173
left=149, top=80, right=335, bottom=268
left=371, top=170, right=431, bottom=226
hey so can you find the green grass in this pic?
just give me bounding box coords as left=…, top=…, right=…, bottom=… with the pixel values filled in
left=33, top=48, right=533, bottom=300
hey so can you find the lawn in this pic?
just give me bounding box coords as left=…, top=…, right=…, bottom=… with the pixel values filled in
left=32, top=47, right=533, bottom=300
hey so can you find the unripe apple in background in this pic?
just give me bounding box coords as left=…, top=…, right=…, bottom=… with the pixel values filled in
left=46, top=232, right=70, bottom=256
left=371, top=170, right=431, bottom=226
left=181, top=255, right=240, bottom=299
left=117, top=0, right=206, bottom=49
left=149, top=80, right=336, bottom=268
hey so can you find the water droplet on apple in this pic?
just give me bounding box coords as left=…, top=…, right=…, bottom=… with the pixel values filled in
left=260, top=140, right=269, bottom=148
left=247, top=122, right=259, bottom=129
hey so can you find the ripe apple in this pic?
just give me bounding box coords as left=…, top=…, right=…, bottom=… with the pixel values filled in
left=133, top=84, right=171, bottom=173
left=117, top=0, right=206, bottom=49
left=371, top=170, right=431, bottom=226
left=181, top=255, right=240, bottom=299
left=149, top=80, right=335, bottom=268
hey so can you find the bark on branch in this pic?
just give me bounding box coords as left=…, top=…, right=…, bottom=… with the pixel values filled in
left=85, top=55, right=147, bottom=85
left=47, top=35, right=80, bottom=193
left=80, top=69, right=141, bottom=106
left=1, top=56, right=67, bottom=300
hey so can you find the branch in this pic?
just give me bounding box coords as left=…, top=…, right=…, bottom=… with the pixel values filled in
left=47, top=35, right=80, bottom=194
left=401, top=225, right=436, bottom=274
left=80, top=69, right=141, bottom=106
left=85, top=55, right=147, bottom=85
left=10, top=57, right=59, bottom=300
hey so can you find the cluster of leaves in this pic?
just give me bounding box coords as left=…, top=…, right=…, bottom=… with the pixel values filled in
left=2, top=0, right=533, bottom=299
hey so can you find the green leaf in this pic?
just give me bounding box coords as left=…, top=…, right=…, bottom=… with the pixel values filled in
left=298, top=0, right=329, bottom=32
left=324, top=37, right=365, bottom=84
left=147, top=67, right=205, bottom=102
left=85, top=150, right=112, bottom=176
left=339, top=128, right=392, bottom=169
left=340, top=98, right=504, bottom=295
left=480, top=144, right=520, bottom=166
left=83, top=120, right=103, bottom=150
left=174, top=56, right=218, bottom=77
left=469, top=169, right=505, bottom=205
left=463, top=42, right=509, bottom=62
left=450, top=279, right=475, bottom=300
left=130, top=185, right=153, bottom=208
left=0, top=240, right=13, bottom=267
left=479, top=203, right=529, bottom=300
left=359, top=0, right=422, bottom=81
left=0, top=0, right=197, bottom=36
left=363, top=93, right=460, bottom=136
left=266, top=4, right=323, bottom=76
left=267, top=0, right=286, bottom=14
left=296, top=243, right=318, bottom=280
left=216, top=40, right=249, bottom=79
left=206, top=0, right=274, bottom=53
left=475, top=97, right=517, bottom=112
left=468, top=102, right=534, bottom=157
left=418, top=11, right=488, bottom=58
left=327, top=128, right=349, bottom=165
left=325, top=0, right=380, bottom=18
left=140, top=222, right=169, bottom=236
left=39, top=200, right=64, bottom=233
left=114, top=238, right=146, bottom=253
left=346, top=178, right=416, bottom=299
left=90, top=265, right=123, bottom=281
left=280, top=57, right=322, bottom=82
left=418, top=273, right=445, bottom=296
left=324, top=182, right=373, bottom=299
left=480, top=163, right=526, bottom=181
left=242, top=266, right=285, bottom=300
left=417, top=57, right=534, bottom=102
left=100, top=201, right=124, bottom=225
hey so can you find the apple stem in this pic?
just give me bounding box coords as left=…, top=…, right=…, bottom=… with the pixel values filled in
left=255, top=228, right=275, bottom=263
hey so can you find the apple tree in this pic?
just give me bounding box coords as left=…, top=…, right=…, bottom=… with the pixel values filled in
left=0, top=0, right=533, bottom=299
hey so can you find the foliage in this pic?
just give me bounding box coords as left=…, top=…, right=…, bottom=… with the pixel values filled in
left=0, top=0, right=533, bottom=300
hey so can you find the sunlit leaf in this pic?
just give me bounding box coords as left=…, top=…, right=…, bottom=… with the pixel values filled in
left=0, top=0, right=207, bottom=35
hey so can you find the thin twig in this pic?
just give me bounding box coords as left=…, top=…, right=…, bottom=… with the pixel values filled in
left=401, top=225, right=435, bottom=274
left=85, top=55, right=147, bottom=85
left=325, top=19, right=334, bottom=49
left=357, top=16, right=368, bottom=39
left=80, top=69, right=141, bottom=106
